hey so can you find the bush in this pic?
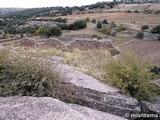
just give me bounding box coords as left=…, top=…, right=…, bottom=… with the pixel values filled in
left=141, top=25, right=149, bottom=31
left=104, top=53, right=156, bottom=101
left=151, top=66, right=160, bottom=75
left=154, top=10, right=160, bottom=14
left=117, top=24, right=126, bottom=32
left=36, top=27, right=46, bottom=36
left=57, top=23, right=68, bottom=30
left=45, top=27, right=62, bottom=37
left=85, top=17, right=90, bottom=22
left=54, top=18, right=67, bottom=23
left=151, top=25, right=160, bottom=34
left=92, top=34, right=102, bottom=39
left=109, top=48, right=120, bottom=56
left=135, top=10, right=139, bottom=13
left=91, top=19, right=96, bottom=24
left=102, top=19, right=108, bottom=24
left=100, top=25, right=112, bottom=35
left=96, top=21, right=102, bottom=29
left=143, top=10, right=153, bottom=14
left=136, top=31, right=144, bottom=39
left=111, top=21, right=116, bottom=28
left=0, top=49, right=60, bottom=97
left=73, top=20, right=87, bottom=30
left=67, top=20, right=87, bottom=30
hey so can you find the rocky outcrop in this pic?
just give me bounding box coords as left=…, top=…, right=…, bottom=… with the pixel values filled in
left=43, top=38, right=63, bottom=49
left=68, top=39, right=113, bottom=50
left=20, top=38, right=35, bottom=47
left=50, top=58, right=140, bottom=118
left=143, top=32, right=160, bottom=41
left=43, top=38, right=113, bottom=50
left=141, top=100, right=160, bottom=116
left=0, top=96, right=126, bottom=120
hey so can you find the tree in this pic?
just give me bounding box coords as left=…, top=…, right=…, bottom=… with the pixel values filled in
left=96, top=21, right=102, bottom=29
left=141, top=25, right=149, bottom=31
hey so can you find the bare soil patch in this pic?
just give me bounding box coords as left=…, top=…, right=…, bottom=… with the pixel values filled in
left=119, top=40, right=160, bottom=65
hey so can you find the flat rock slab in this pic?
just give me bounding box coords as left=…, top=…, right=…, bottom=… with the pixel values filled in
left=56, top=63, right=120, bottom=94
left=0, top=97, right=127, bottom=120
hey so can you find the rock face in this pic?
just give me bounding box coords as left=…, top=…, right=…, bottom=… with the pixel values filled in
left=143, top=32, right=160, bottom=41
left=141, top=100, right=160, bottom=115
left=0, top=96, right=126, bottom=120
left=68, top=39, right=113, bottom=50
left=50, top=58, right=141, bottom=118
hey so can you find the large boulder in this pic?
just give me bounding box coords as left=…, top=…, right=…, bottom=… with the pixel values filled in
left=0, top=96, right=126, bottom=120
left=54, top=61, right=140, bottom=118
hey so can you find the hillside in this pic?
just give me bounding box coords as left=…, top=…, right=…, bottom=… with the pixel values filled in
left=0, top=8, right=24, bottom=15
left=0, top=1, right=160, bottom=120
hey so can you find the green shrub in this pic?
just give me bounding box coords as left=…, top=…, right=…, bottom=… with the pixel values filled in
left=67, top=20, right=87, bottom=30
left=96, top=21, right=102, bottom=29
left=85, top=17, right=90, bottom=22
left=141, top=25, right=149, bottom=31
left=46, top=27, right=62, bottom=37
left=91, top=19, right=96, bottom=24
left=136, top=31, right=144, bottom=39
left=117, top=24, right=126, bottom=32
left=109, top=48, right=120, bottom=56
left=104, top=53, right=156, bottom=101
left=0, top=49, right=60, bottom=97
left=102, top=19, right=108, bottom=24
left=100, top=25, right=112, bottom=35
left=151, top=25, right=160, bottom=34
left=36, top=27, right=47, bottom=36
left=57, top=23, right=68, bottom=30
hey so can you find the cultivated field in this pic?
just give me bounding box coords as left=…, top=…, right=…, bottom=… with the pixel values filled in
left=119, top=39, right=160, bottom=65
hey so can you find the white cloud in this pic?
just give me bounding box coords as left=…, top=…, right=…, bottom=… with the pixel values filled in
left=0, top=0, right=111, bottom=8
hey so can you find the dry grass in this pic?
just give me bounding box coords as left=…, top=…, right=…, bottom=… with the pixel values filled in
left=13, top=46, right=63, bottom=58
left=64, top=49, right=110, bottom=80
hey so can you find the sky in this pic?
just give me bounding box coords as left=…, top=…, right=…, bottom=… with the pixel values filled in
left=0, top=0, right=111, bottom=8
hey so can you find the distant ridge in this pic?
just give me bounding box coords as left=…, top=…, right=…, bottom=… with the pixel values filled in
left=0, top=8, right=25, bottom=15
